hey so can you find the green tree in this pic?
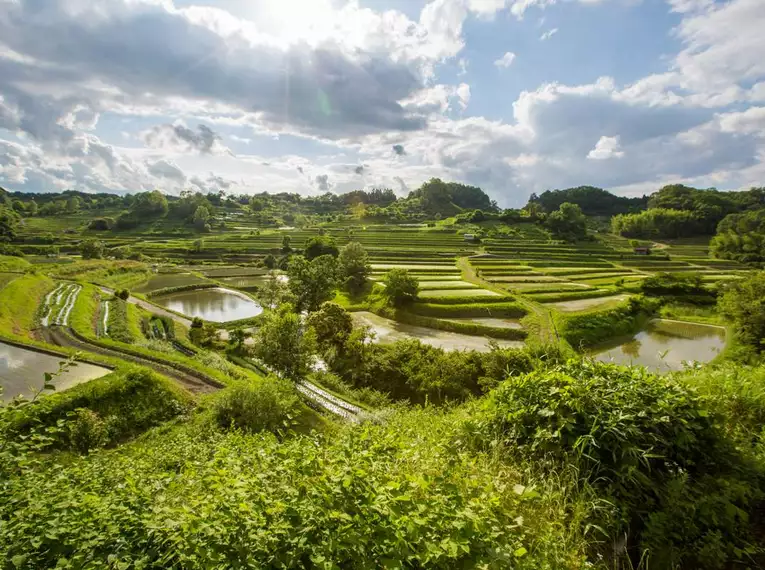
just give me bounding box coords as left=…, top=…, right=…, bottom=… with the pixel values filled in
left=545, top=202, right=587, bottom=241
left=306, top=302, right=354, bottom=359
left=382, top=269, right=419, bottom=307
left=132, top=190, right=169, bottom=217
left=192, top=239, right=204, bottom=253
left=259, top=271, right=291, bottom=308
left=304, top=235, right=339, bottom=260
left=287, top=255, right=338, bottom=312
left=718, top=271, right=765, bottom=352
left=80, top=239, right=104, bottom=260
left=281, top=235, right=292, bottom=254
left=337, top=242, right=371, bottom=292
left=263, top=254, right=277, bottom=269
left=26, top=200, right=38, bottom=216
left=193, top=206, right=211, bottom=232
left=66, top=196, right=82, bottom=213
left=0, top=207, right=19, bottom=241
left=252, top=304, right=316, bottom=379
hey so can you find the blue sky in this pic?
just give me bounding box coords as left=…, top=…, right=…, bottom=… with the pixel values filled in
left=0, top=0, right=763, bottom=207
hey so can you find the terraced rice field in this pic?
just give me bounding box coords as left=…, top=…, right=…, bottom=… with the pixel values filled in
left=135, top=273, right=210, bottom=293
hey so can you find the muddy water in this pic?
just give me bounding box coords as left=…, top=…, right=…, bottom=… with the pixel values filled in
left=0, top=342, right=110, bottom=401
left=351, top=312, right=524, bottom=352
left=153, top=288, right=263, bottom=322
left=591, top=319, right=725, bottom=372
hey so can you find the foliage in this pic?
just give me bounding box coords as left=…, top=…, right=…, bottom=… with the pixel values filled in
left=306, top=301, right=354, bottom=356
left=639, top=272, right=710, bottom=296
left=66, top=408, right=109, bottom=454
left=252, top=304, right=316, bottom=380
left=212, top=377, right=299, bottom=434
left=0, top=206, right=19, bottom=241
left=710, top=209, right=765, bottom=263
left=527, top=186, right=647, bottom=216
left=544, top=202, right=588, bottom=241
left=287, top=254, right=338, bottom=312
left=192, top=205, right=211, bottom=232
left=303, top=235, right=339, bottom=260
left=0, top=273, right=54, bottom=338
left=88, top=217, right=115, bottom=231
left=558, top=297, right=658, bottom=348
left=131, top=189, right=169, bottom=217
left=612, top=208, right=702, bottom=239
left=463, top=359, right=764, bottom=569
left=410, top=178, right=497, bottom=215
left=718, top=271, right=765, bottom=352
left=381, top=268, right=419, bottom=307
left=337, top=241, right=371, bottom=292
left=308, top=370, right=391, bottom=409
left=79, top=238, right=104, bottom=260
left=106, top=298, right=134, bottom=343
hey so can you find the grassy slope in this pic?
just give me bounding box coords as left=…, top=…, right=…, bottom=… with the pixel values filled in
left=0, top=273, right=54, bottom=338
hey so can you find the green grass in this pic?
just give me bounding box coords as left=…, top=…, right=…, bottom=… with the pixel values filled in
left=0, top=272, right=20, bottom=291
left=135, top=273, right=211, bottom=293
left=419, top=288, right=502, bottom=299
left=0, top=273, right=55, bottom=339
left=0, top=255, right=32, bottom=272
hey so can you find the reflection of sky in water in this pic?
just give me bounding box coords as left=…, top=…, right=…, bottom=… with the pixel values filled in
left=592, top=321, right=725, bottom=373
left=1, top=343, right=109, bottom=401
left=157, top=288, right=263, bottom=322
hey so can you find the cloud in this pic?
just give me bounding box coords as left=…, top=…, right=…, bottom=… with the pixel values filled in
left=315, top=174, right=331, bottom=192
left=540, top=28, right=558, bottom=41
left=143, top=123, right=228, bottom=154
left=456, top=83, right=471, bottom=111
left=354, top=165, right=365, bottom=175
left=147, top=159, right=186, bottom=181
left=392, top=144, right=407, bottom=156
left=494, top=51, right=517, bottom=68
left=587, top=136, right=625, bottom=160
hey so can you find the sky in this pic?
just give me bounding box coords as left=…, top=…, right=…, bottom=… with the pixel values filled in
left=1, top=0, right=764, bottom=207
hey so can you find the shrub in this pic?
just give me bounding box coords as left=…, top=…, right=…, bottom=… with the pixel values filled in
left=463, top=360, right=763, bottom=569
left=212, top=378, right=299, bottom=434
left=640, top=272, right=709, bottom=296
left=381, top=268, right=419, bottom=307
left=718, top=270, right=765, bottom=353
left=67, top=408, right=109, bottom=454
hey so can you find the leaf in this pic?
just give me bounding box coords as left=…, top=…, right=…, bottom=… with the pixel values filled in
left=513, top=547, right=527, bottom=558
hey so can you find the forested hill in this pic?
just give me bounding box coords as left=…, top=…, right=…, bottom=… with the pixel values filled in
left=527, top=186, right=649, bottom=216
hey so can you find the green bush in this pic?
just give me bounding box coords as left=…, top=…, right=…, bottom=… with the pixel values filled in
left=463, top=360, right=763, bottom=569
left=212, top=377, right=300, bottom=433
left=558, top=296, right=658, bottom=348
left=67, top=408, right=109, bottom=454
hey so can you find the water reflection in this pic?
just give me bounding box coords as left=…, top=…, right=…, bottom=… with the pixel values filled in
left=351, top=311, right=524, bottom=352
left=154, top=288, right=263, bottom=322
left=0, top=342, right=110, bottom=401
left=591, top=320, right=725, bottom=373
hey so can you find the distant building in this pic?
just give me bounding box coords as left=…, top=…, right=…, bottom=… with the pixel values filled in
left=634, top=246, right=651, bottom=255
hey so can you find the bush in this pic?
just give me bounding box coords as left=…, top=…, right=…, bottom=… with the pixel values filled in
left=463, top=360, right=763, bottom=569
left=640, top=272, right=710, bottom=296
left=212, top=377, right=299, bottom=434
left=67, top=408, right=109, bottom=454
left=718, top=271, right=765, bottom=353
left=381, top=268, right=419, bottom=307
left=559, top=296, right=658, bottom=348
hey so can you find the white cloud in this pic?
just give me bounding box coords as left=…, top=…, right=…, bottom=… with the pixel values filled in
left=540, top=28, right=558, bottom=40
left=456, top=83, right=471, bottom=110
left=494, top=51, right=517, bottom=68
left=587, top=136, right=625, bottom=160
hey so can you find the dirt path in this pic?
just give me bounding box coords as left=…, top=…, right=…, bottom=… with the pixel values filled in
left=40, top=326, right=218, bottom=395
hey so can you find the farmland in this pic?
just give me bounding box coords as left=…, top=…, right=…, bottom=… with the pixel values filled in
left=1, top=182, right=764, bottom=569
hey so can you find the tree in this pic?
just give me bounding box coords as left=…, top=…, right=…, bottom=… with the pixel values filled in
left=287, top=255, right=338, bottom=312
left=306, top=302, right=354, bottom=359
left=252, top=304, right=316, bottom=380
left=258, top=271, right=291, bottom=308
left=281, top=235, right=292, bottom=254
left=228, top=327, right=251, bottom=352
left=337, top=242, right=371, bottom=293
left=132, top=190, right=168, bottom=217
left=382, top=269, right=419, bottom=307
left=192, top=239, right=204, bottom=253
left=26, top=200, right=37, bottom=216
left=545, top=202, right=587, bottom=241
left=304, top=235, right=339, bottom=260
left=263, top=254, right=277, bottom=269
left=66, top=196, right=81, bottom=213
left=80, top=239, right=104, bottom=260
left=710, top=209, right=765, bottom=264
left=193, top=206, right=211, bottom=232
left=0, top=207, right=19, bottom=241
left=718, top=271, right=765, bottom=353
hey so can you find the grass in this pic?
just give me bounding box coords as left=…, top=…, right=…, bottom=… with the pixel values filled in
left=419, top=288, right=502, bottom=299
left=0, top=273, right=55, bottom=338
left=135, top=273, right=211, bottom=293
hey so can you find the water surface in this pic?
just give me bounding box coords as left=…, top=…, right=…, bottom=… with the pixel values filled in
left=154, top=287, right=263, bottom=322
left=0, top=342, right=110, bottom=401
left=351, top=312, right=523, bottom=352
left=591, top=320, right=725, bottom=372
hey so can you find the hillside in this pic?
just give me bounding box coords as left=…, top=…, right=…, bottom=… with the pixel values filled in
left=1, top=181, right=765, bottom=568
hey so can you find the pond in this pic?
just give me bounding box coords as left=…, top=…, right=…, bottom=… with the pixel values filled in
left=591, top=319, right=726, bottom=372
left=153, top=287, right=263, bottom=322
left=351, top=312, right=524, bottom=352
left=0, top=342, right=110, bottom=401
